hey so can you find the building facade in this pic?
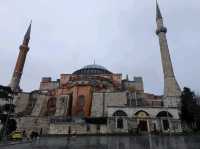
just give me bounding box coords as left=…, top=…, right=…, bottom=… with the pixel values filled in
left=1, top=2, right=183, bottom=135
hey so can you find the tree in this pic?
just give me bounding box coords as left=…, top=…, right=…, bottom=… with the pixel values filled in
left=0, top=85, right=16, bottom=141
left=0, top=85, right=13, bottom=100
left=2, top=104, right=15, bottom=113
left=180, top=87, right=195, bottom=124
left=6, top=119, right=17, bottom=135
left=180, top=87, right=200, bottom=130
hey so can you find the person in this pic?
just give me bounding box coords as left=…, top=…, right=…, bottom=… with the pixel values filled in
left=30, top=131, right=38, bottom=140
left=67, top=126, right=71, bottom=141
left=30, top=131, right=34, bottom=140
left=39, top=128, right=43, bottom=137
left=22, top=130, right=27, bottom=141
left=72, top=130, right=77, bottom=140
left=68, top=126, right=71, bottom=136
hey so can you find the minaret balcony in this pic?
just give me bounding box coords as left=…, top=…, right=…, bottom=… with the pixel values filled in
left=156, top=27, right=167, bottom=35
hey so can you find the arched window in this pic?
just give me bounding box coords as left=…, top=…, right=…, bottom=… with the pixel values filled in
left=156, top=111, right=173, bottom=118
left=113, top=110, right=128, bottom=117
left=135, top=110, right=150, bottom=118
left=156, top=111, right=173, bottom=131
left=113, top=110, right=127, bottom=129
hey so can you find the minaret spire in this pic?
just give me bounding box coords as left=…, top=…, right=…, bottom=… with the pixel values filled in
left=155, top=3, right=181, bottom=107
left=156, top=0, right=162, bottom=20
left=23, top=20, right=32, bottom=46
left=9, top=21, right=32, bottom=92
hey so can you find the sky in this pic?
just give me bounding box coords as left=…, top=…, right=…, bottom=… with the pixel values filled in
left=0, top=0, right=199, bottom=95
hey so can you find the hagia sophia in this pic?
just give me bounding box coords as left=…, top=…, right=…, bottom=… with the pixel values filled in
left=2, top=2, right=183, bottom=135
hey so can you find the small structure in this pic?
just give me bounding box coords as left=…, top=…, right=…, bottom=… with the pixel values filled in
left=107, top=107, right=182, bottom=134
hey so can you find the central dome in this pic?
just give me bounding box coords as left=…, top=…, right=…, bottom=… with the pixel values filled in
left=73, top=64, right=112, bottom=75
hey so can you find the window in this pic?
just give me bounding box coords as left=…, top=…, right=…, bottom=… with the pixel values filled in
left=113, top=110, right=127, bottom=129
left=117, top=118, right=124, bottom=129
left=163, top=120, right=170, bottom=130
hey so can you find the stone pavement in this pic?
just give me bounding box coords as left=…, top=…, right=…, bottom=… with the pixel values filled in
left=0, top=135, right=200, bottom=149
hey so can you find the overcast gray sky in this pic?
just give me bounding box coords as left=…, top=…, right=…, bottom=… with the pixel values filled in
left=0, top=0, right=199, bottom=95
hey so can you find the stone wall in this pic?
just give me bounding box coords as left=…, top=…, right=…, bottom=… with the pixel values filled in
left=71, top=86, right=93, bottom=117
left=55, top=95, right=69, bottom=116
left=31, top=93, right=49, bottom=116
left=49, top=123, right=108, bottom=135
left=14, top=92, right=30, bottom=113
left=16, top=116, right=49, bottom=135
left=163, top=96, right=181, bottom=108
left=14, top=91, right=50, bottom=116
left=91, top=92, right=127, bottom=117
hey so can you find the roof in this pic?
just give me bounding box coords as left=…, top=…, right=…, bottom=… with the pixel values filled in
left=73, top=64, right=112, bottom=75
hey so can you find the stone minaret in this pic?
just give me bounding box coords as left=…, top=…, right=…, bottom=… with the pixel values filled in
left=9, top=22, right=32, bottom=92
left=156, top=2, right=181, bottom=107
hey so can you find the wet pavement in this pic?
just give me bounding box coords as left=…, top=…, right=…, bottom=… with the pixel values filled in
left=1, top=135, right=200, bottom=149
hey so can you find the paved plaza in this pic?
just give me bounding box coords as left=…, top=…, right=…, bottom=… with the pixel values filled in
left=1, top=135, right=200, bottom=149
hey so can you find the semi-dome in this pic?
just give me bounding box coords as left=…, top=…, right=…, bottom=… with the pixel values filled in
left=73, top=64, right=112, bottom=75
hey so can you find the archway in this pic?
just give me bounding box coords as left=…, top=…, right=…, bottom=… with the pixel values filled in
left=113, top=110, right=128, bottom=129
left=156, top=111, right=173, bottom=131
left=135, top=110, right=150, bottom=132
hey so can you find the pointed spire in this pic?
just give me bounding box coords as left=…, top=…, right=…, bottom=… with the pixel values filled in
left=23, top=20, right=32, bottom=45
left=156, top=0, right=162, bottom=20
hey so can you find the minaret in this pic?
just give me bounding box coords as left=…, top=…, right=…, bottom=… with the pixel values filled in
left=156, top=2, right=181, bottom=107
left=9, top=21, right=32, bottom=92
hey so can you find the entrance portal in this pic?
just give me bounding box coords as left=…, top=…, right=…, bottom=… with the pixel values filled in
left=135, top=110, right=150, bottom=132
left=138, top=120, right=148, bottom=132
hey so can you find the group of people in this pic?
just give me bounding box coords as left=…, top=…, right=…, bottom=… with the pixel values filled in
left=22, top=129, right=42, bottom=141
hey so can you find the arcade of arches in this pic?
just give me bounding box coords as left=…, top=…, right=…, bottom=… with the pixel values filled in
left=109, top=108, right=181, bottom=133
